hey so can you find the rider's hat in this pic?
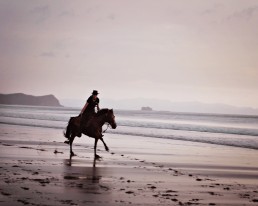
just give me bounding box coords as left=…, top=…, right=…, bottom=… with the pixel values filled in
left=92, top=90, right=99, bottom=95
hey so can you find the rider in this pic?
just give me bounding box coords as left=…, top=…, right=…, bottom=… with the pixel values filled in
left=78, top=90, right=100, bottom=136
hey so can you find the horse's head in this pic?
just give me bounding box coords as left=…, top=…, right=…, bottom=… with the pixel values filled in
left=106, top=109, right=117, bottom=129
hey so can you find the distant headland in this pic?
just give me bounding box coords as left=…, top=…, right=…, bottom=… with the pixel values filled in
left=0, top=93, right=63, bottom=107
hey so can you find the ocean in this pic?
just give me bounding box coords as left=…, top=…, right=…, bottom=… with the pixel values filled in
left=0, top=104, right=258, bottom=150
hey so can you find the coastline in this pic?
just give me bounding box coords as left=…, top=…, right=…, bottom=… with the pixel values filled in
left=1, top=124, right=258, bottom=205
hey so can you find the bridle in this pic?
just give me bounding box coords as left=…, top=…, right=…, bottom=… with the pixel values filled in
left=103, top=110, right=115, bottom=133
left=103, top=123, right=111, bottom=133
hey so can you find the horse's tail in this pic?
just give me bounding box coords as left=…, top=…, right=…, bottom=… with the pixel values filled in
left=64, top=117, right=73, bottom=139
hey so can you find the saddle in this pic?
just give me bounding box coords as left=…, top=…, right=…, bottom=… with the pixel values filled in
left=77, top=112, right=96, bottom=137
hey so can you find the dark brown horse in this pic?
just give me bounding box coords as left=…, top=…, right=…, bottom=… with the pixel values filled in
left=64, top=108, right=117, bottom=158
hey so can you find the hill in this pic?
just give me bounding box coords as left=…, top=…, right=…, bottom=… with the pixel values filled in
left=0, top=93, right=63, bottom=107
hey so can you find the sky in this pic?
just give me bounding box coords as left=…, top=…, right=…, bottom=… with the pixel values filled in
left=0, top=0, right=258, bottom=108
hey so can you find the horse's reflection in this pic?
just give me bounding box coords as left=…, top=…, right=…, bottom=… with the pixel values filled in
left=67, top=155, right=100, bottom=168
left=63, top=156, right=112, bottom=204
left=65, top=156, right=102, bottom=184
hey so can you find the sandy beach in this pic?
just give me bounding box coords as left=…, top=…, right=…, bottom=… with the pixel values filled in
left=1, top=124, right=258, bottom=206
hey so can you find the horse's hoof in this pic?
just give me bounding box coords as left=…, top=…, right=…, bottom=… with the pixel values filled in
left=105, top=147, right=109, bottom=152
left=64, top=140, right=70, bottom=144
left=95, top=154, right=102, bottom=159
left=70, top=152, right=76, bottom=157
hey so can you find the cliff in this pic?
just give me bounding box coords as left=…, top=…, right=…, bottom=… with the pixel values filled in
left=0, top=93, right=63, bottom=107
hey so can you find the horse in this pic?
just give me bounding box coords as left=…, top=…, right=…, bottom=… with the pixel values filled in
left=64, top=108, right=117, bottom=158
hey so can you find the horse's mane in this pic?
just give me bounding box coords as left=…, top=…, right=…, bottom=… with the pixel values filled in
left=96, top=108, right=109, bottom=116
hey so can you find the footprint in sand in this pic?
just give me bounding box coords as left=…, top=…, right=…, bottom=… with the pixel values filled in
left=21, top=187, right=29, bottom=190
left=2, top=144, right=13, bottom=146
left=32, top=172, right=39, bottom=175
left=54, top=149, right=63, bottom=154
left=17, top=199, right=30, bottom=205
left=166, top=190, right=178, bottom=193
left=125, top=191, right=134, bottom=194
left=1, top=191, right=11, bottom=196
left=19, top=146, right=33, bottom=149
left=252, top=198, right=258, bottom=202
left=161, top=194, right=173, bottom=198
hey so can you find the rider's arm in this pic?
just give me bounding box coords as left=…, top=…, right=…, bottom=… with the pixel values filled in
left=80, top=102, right=89, bottom=115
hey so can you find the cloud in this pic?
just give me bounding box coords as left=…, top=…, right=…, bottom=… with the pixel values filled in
left=40, top=52, right=56, bottom=58
left=107, top=14, right=115, bottom=21
left=200, top=3, right=223, bottom=16
left=58, top=10, right=74, bottom=17
left=30, top=5, right=50, bottom=23
left=201, top=8, right=216, bottom=15
left=227, top=5, right=258, bottom=21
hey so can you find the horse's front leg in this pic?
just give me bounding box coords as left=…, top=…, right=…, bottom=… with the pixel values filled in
left=100, top=136, right=109, bottom=152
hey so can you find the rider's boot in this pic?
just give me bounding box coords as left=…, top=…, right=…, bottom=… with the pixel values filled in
left=78, top=115, right=83, bottom=137
left=78, top=124, right=82, bottom=137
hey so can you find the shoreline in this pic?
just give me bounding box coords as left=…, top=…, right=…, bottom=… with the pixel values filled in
left=1, top=124, right=258, bottom=205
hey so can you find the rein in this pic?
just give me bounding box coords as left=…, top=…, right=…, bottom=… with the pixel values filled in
left=103, top=123, right=111, bottom=133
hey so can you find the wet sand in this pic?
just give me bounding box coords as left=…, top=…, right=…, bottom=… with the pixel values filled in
left=1, top=124, right=258, bottom=205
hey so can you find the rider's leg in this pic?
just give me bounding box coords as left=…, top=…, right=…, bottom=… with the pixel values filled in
left=78, top=115, right=86, bottom=137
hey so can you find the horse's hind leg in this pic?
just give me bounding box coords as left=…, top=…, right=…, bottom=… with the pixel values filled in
left=69, top=135, right=76, bottom=157
left=94, top=138, right=101, bottom=159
